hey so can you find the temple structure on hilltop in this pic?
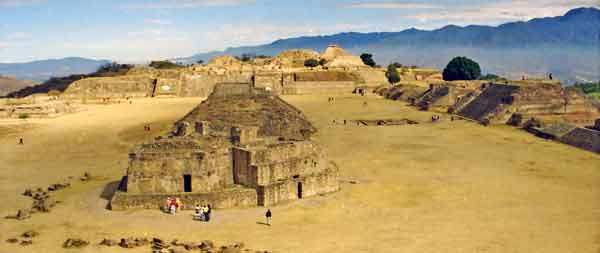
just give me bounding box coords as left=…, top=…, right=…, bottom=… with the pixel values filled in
left=110, top=83, right=340, bottom=210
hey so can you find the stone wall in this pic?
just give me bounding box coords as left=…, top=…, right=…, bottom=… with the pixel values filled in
left=457, top=84, right=519, bottom=123
left=257, top=168, right=339, bottom=206
left=558, top=127, right=600, bottom=153
left=288, top=81, right=358, bottom=95
left=64, top=76, right=154, bottom=98
left=126, top=138, right=233, bottom=194
left=211, top=82, right=253, bottom=98
left=110, top=186, right=257, bottom=210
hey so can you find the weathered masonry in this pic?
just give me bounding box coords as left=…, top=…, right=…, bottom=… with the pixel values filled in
left=111, top=83, right=340, bottom=210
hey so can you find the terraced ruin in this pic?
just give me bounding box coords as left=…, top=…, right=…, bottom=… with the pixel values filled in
left=111, top=83, right=339, bottom=210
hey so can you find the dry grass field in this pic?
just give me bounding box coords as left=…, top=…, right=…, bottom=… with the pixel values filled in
left=0, top=95, right=599, bottom=253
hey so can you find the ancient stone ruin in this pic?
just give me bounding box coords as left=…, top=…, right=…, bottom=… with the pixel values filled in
left=111, top=83, right=340, bottom=210
left=60, top=46, right=388, bottom=101
left=380, top=80, right=600, bottom=127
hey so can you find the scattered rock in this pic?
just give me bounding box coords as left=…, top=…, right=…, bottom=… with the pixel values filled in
left=183, top=242, right=201, bottom=250
left=15, top=209, right=31, bottom=220
left=31, top=193, right=56, bottom=213
left=20, top=239, right=33, bottom=246
left=152, top=238, right=169, bottom=250
left=80, top=172, right=92, bottom=181
left=5, top=238, right=19, bottom=244
left=201, top=240, right=215, bottom=250
left=63, top=238, right=89, bottom=248
left=48, top=182, right=70, bottom=192
left=220, top=242, right=245, bottom=253
left=23, top=188, right=33, bottom=197
left=21, top=230, right=39, bottom=238
left=99, top=238, right=118, bottom=246
left=119, top=237, right=150, bottom=248
left=169, top=247, right=186, bottom=253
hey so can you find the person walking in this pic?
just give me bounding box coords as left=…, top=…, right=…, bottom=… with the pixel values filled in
left=203, top=205, right=210, bottom=222
left=265, top=209, right=272, bottom=226
left=206, top=204, right=212, bottom=222
left=18, top=137, right=23, bottom=145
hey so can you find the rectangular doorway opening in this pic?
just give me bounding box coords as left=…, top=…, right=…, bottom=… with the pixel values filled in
left=183, top=174, right=192, bottom=192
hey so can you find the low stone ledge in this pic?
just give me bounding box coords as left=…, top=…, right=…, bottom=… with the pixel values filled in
left=110, top=186, right=257, bottom=211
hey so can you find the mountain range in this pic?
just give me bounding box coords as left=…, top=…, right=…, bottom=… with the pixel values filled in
left=177, top=7, right=600, bottom=84
left=0, top=57, right=110, bottom=83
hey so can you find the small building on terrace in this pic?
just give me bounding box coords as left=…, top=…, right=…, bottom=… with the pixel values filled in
left=110, top=83, right=339, bottom=210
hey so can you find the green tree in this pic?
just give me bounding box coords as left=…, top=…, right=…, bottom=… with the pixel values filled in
left=443, top=56, right=481, bottom=81
left=196, top=60, right=204, bottom=64
left=149, top=60, right=182, bottom=69
left=360, top=53, right=376, bottom=67
left=304, top=59, right=319, bottom=68
left=319, top=59, right=327, bottom=66
left=386, top=64, right=401, bottom=84
left=479, top=73, right=507, bottom=81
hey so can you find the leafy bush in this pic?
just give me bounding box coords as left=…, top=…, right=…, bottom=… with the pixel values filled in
left=97, top=62, right=133, bottom=73
left=479, top=73, right=507, bottom=81
left=386, top=64, right=401, bottom=84
left=18, top=113, right=29, bottom=119
left=304, top=59, right=319, bottom=68
left=149, top=61, right=182, bottom=69
left=443, top=56, right=481, bottom=81
left=573, top=82, right=600, bottom=94
left=360, top=53, right=376, bottom=67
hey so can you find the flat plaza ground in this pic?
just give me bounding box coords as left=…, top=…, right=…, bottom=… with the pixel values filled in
left=0, top=95, right=599, bottom=253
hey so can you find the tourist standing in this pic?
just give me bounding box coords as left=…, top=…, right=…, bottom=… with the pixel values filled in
left=165, top=198, right=172, bottom=213
left=265, top=209, right=272, bottom=226
left=175, top=198, right=182, bottom=212
left=18, top=137, right=23, bottom=145
left=206, top=204, right=212, bottom=222
left=202, top=205, right=210, bottom=222
left=195, top=204, right=202, bottom=220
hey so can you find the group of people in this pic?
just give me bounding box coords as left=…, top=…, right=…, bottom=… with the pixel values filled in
left=163, top=198, right=273, bottom=226
left=165, top=197, right=182, bottom=214
left=327, top=97, right=336, bottom=103
left=144, top=125, right=151, bottom=131
left=194, top=204, right=212, bottom=222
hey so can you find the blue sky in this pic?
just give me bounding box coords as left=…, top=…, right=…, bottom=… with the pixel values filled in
left=0, top=0, right=596, bottom=63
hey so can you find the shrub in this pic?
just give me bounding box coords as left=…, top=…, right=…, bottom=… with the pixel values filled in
left=479, top=73, right=506, bottom=81
left=386, top=64, right=401, bottom=84
left=443, top=56, right=481, bottom=81
left=304, top=59, right=319, bottom=68
left=360, top=53, right=376, bottom=67
left=18, top=113, right=29, bottom=119
left=149, top=61, right=182, bottom=69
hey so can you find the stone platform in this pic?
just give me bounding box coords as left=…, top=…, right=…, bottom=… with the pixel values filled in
left=110, top=186, right=258, bottom=211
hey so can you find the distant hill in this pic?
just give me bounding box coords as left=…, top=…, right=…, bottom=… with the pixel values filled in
left=0, top=75, right=38, bottom=97
left=177, top=7, right=600, bottom=84
left=3, top=63, right=133, bottom=98
left=0, top=57, right=111, bottom=82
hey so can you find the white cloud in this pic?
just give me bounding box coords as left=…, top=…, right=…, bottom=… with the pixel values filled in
left=5, top=32, right=32, bottom=40
left=122, top=0, right=256, bottom=9
left=407, top=0, right=598, bottom=24
left=340, top=2, right=442, bottom=10
left=144, top=19, right=173, bottom=25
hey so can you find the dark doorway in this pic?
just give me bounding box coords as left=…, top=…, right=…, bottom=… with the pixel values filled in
left=183, top=175, right=192, bottom=192
left=297, top=182, right=303, bottom=199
